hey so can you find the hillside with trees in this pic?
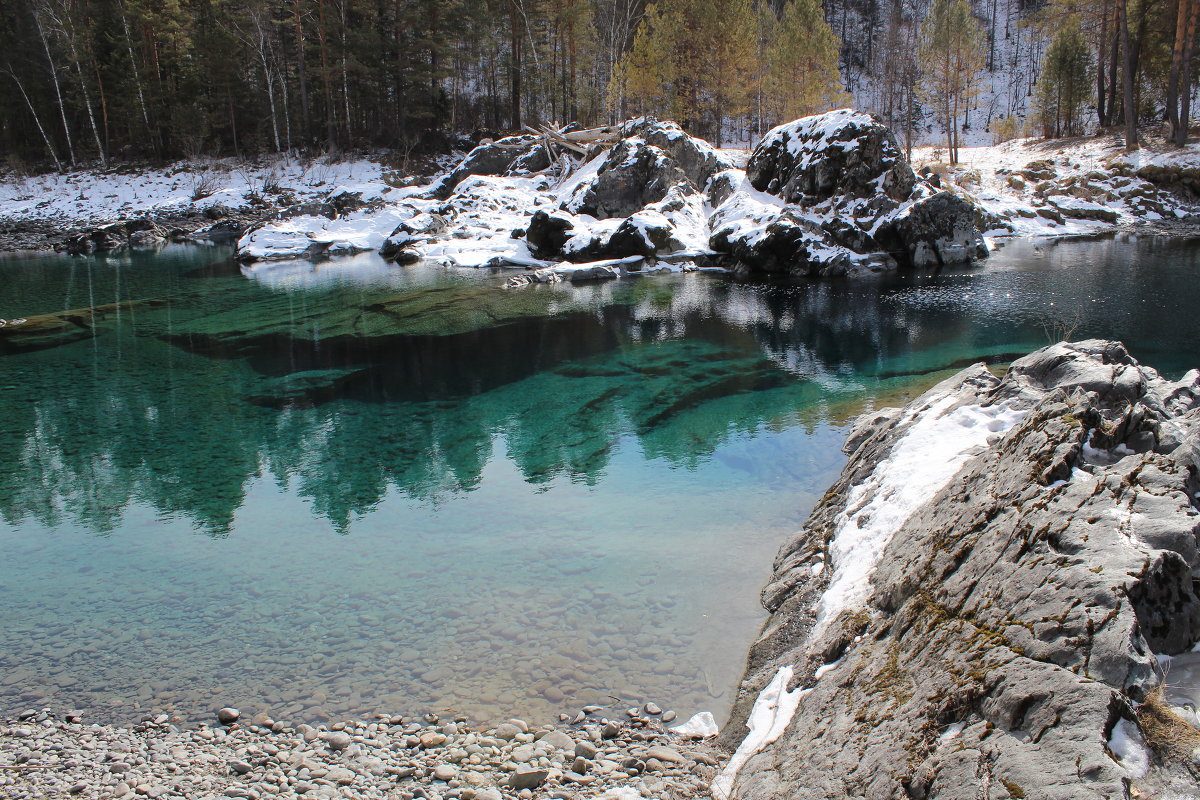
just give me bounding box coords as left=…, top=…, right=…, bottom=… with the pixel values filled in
left=1, top=0, right=1199, bottom=169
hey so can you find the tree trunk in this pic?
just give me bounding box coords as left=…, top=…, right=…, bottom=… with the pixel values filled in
left=295, top=5, right=311, bottom=144
left=118, top=2, right=154, bottom=151
left=66, top=27, right=107, bottom=166
left=316, top=0, right=338, bottom=148
left=1178, top=0, right=1200, bottom=144
left=1097, top=6, right=1109, bottom=127
left=339, top=1, right=352, bottom=142
left=93, top=60, right=109, bottom=152
left=1108, top=18, right=1121, bottom=123
left=509, top=0, right=523, bottom=131
left=1167, top=0, right=1186, bottom=138
left=5, top=66, right=63, bottom=171
left=34, top=9, right=76, bottom=167
left=1119, top=0, right=1138, bottom=149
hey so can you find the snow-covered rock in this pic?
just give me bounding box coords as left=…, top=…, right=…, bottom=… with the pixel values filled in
left=428, top=134, right=549, bottom=199
left=559, top=137, right=691, bottom=219
left=709, top=110, right=986, bottom=275
left=237, top=200, right=426, bottom=262
left=746, top=109, right=916, bottom=204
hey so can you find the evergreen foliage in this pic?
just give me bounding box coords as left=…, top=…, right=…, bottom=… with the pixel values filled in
left=763, top=0, right=848, bottom=123
left=611, top=0, right=758, bottom=144
left=1035, top=25, right=1094, bottom=136
left=2, top=0, right=1200, bottom=168
left=614, top=0, right=844, bottom=143
left=920, top=0, right=986, bottom=164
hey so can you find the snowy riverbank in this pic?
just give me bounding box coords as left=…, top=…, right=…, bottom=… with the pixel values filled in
left=5, top=118, right=1200, bottom=268
left=917, top=134, right=1200, bottom=237
left=0, top=155, right=433, bottom=253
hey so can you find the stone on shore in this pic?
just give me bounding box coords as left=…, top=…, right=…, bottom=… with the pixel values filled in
left=1, top=703, right=722, bottom=800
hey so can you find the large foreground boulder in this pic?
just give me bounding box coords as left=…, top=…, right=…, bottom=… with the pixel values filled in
left=718, top=340, right=1200, bottom=799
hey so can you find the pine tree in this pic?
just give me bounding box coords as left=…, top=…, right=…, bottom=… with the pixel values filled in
left=1036, top=26, right=1094, bottom=137
left=876, top=8, right=921, bottom=159
left=920, top=0, right=986, bottom=164
left=611, top=0, right=755, bottom=143
left=763, top=0, right=847, bottom=125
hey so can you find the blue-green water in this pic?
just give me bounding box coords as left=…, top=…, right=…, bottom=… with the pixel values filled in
left=1, top=234, right=1197, bottom=728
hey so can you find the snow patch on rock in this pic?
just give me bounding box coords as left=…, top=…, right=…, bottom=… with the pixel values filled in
left=711, top=666, right=805, bottom=800
left=1107, top=718, right=1151, bottom=778
left=812, top=393, right=1027, bottom=640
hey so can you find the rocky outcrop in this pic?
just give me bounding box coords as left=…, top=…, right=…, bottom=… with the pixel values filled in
left=720, top=340, right=1200, bottom=799
left=745, top=111, right=916, bottom=204
left=709, top=110, right=987, bottom=275
left=518, top=119, right=733, bottom=264
left=874, top=191, right=992, bottom=268
left=429, top=135, right=548, bottom=199
left=63, top=218, right=168, bottom=255
left=561, top=137, right=691, bottom=219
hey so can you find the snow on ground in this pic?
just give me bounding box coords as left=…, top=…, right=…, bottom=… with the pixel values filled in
left=914, top=135, right=1200, bottom=237
left=0, top=156, right=397, bottom=226
left=7, top=121, right=1200, bottom=274
left=811, top=387, right=1026, bottom=641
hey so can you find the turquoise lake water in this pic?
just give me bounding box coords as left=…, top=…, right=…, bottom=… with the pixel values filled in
left=1, top=233, right=1198, bottom=728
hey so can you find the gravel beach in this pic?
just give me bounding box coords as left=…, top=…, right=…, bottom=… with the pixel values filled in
left=0, top=704, right=724, bottom=800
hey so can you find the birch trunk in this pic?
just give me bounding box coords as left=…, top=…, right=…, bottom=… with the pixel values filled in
left=33, top=7, right=75, bottom=167
left=5, top=67, right=63, bottom=171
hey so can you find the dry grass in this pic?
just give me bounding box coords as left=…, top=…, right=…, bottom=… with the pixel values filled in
left=1137, top=686, right=1200, bottom=762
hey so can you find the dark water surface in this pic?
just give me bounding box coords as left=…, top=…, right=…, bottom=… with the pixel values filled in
left=0, top=234, right=1197, bottom=728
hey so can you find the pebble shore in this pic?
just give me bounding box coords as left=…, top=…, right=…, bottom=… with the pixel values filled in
left=0, top=704, right=724, bottom=800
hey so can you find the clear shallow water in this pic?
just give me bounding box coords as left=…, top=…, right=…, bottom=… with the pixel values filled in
left=1, top=233, right=1198, bottom=729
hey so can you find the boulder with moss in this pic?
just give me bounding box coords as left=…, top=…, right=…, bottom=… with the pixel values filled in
left=717, top=340, right=1200, bottom=800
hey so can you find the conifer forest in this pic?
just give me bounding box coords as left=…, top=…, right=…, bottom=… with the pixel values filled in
left=0, top=0, right=1198, bottom=166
